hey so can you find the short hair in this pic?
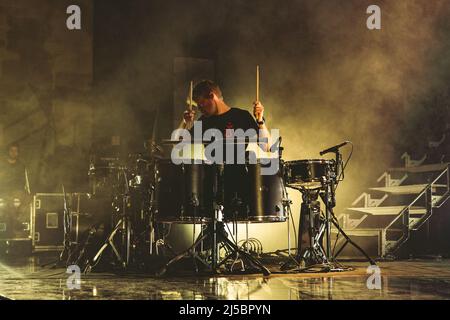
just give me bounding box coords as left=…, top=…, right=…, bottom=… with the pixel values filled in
left=193, top=80, right=222, bottom=100
left=7, top=142, right=19, bottom=151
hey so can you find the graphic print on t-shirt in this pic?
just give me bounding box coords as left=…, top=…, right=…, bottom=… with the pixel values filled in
left=225, top=121, right=234, bottom=138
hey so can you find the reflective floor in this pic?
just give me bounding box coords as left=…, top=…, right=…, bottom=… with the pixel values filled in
left=0, top=254, right=450, bottom=300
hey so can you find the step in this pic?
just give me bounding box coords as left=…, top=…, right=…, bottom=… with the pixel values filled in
left=331, top=228, right=403, bottom=235
left=389, top=163, right=449, bottom=173
left=433, top=195, right=443, bottom=206
left=434, top=192, right=450, bottom=207
left=370, top=184, right=447, bottom=195
left=331, top=228, right=383, bottom=236
left=385, top=240, right=396, bottom=251
left=347, top=206, right=427, bottom=216
left=409, top=217, right=422, bottom=228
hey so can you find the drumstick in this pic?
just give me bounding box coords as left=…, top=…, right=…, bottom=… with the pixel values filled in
left=256, top=65, right=260, bottom=102
left=188, top=80, right=193, bottom=112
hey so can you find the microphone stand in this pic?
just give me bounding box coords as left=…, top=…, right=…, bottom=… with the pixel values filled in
left=322, top=149, right=376, bottom=265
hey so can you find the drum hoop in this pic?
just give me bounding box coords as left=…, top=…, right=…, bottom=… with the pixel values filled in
left=284, top=159, right=333, bottom=165
left=155, top=158, right=279, bottom=166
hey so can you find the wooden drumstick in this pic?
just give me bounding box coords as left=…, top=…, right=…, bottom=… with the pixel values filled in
left=256, top=65, right=260, bottom=102
left=188, top=80, right=193, bottom=112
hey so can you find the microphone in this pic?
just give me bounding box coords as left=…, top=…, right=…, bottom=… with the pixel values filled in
left=320, top=141, right=350, bottom=156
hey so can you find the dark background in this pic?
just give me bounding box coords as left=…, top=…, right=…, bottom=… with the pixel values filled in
left=0, top=0, right=449, bottom=250
left=92, top=0, right=450, bottom=200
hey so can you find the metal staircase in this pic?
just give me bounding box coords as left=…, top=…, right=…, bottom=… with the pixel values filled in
left=334, top=142, right=450, bottom=259
left=383, top=165, right=450, bottom=256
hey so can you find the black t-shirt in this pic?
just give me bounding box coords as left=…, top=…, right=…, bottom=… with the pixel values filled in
left=192, top=107, right=259, bottom=164
left=190, top=108, right=260, bottom=209
left=197, top=107, right=259, bottom=136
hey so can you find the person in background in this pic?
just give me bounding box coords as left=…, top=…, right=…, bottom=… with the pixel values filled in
left=0, top=142, right=30, bottom=238
left=0, top=142, right=30, bottom=196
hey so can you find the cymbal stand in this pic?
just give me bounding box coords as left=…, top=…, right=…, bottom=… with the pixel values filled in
left=84, top=167, right=132, bottom=273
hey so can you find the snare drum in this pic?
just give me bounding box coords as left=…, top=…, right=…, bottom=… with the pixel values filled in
left=283, top=159, right=333, bottom=189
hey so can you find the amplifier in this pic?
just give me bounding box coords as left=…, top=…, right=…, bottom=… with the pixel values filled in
left=31, top=193, right=97, bottom=251
left=0, top=196, right=32, bottom=241
left=0, top=238, right=32, bottom=256
left=32, top=193, right=65, bottom=251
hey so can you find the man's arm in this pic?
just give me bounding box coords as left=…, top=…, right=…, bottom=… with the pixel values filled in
left=253, top=101, right=272, bottom=152
left=178, top=109, right=196, bottom=130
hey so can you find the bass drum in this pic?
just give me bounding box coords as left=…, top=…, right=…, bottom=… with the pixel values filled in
left=154, top=160, right=213, bottom=224
left=223, top=160, right=286, bottom=223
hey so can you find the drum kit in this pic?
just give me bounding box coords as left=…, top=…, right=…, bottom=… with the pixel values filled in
left=78, top=140, right=289, bottom=275
left=59, top=70, right=374, bottom=275
left=56, top=135, right=374, bottom=275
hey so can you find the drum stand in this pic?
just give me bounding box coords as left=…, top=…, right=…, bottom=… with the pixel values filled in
left=158, top=165, right=270, bottom=276
left=158, top=208, right=270, bottom=276
left=84, top=169, right=132, bottom=273
left=282, top=149, right=376, bottom=271
left=297, top=188, right=329, bottom=265
left=281, top=186, right=330, bottom=270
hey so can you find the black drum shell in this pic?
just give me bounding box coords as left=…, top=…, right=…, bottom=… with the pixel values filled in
left=223, top=161, right=286, bottom=223
left=284, top=159, right=333, bottom=189
left=154, top=159, right=286, bottom=224
left=154, top=160, right=212, bottom=223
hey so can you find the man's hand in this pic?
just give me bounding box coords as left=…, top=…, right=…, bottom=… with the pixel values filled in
left=253, top=101, right=264, bottom=122
left=183, top=109, right=196, bottom=124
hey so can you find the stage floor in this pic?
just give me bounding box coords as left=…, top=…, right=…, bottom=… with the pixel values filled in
left=0, top=254, right=449, bottom=300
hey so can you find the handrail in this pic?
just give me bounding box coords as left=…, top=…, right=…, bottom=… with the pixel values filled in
left=385, top=166, right=449, bottom=231
left=430, top=164, right=450, bottom=208
left=410, top=186, right=432, bottom=230
left=385, top=186, right=427, bottom=230
left=384, top=165, right=449, bottom=254
left=413, top=165, right=449, bottom=229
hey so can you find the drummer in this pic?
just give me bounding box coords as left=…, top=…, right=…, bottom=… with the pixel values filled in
left=179, top=80, right=270, bottom=160
left=177, top=80, right=274, bottom=211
